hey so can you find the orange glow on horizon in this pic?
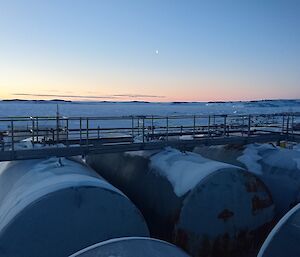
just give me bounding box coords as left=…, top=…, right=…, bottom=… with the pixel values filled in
left=0, top=91, right=294, bottom=103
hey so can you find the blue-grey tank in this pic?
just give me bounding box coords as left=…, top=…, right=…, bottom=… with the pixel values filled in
left=86, top=148, right=275, bottom=257
left=193, top=144, right=300, bottom=219
left=257, top=203, right=300, bottom=257
left=0, top=157, right=149, bottom=257
left=70, top=237, right=191, bottom=257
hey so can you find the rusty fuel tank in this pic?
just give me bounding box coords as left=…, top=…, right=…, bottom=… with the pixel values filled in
left=0, top=157, right=149, bottom=257
left=194, top=143, right=300, bottom=219
left=70, top=237, right=191, bottom=257
left=257, top=203, right=300, bottom=257
left=86, top=147, right=274, bottom=257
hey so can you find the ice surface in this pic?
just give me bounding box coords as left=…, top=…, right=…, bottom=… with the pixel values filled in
left=0, top=100, right=299, bottom=118
left=150, top=147, right=237, bottom=197
left=0, top=100, right=299, bottom=132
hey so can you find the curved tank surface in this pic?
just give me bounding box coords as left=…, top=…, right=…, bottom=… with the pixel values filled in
left=193, top=143, right=300, bottom=218
left=0, top=157, right=149, bottom=257
left=70, top=237, right=191, bottom=257
left=86, top=147, right=274, bottom=257
left=258, top=203, right=300, bottom=257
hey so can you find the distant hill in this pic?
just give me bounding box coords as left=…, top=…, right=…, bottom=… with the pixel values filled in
left=1, top=99, right=72, bottom=103
left=1, top=99, right=299, bottom=107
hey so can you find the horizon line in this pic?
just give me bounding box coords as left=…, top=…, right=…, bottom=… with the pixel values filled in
left=1, top=98, right=300, bottom=103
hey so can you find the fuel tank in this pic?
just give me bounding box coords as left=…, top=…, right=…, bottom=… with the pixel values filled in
left=86, top=147, right=274, bottom=257
left=70, top=237, right=190, bottom=257
left=258, top=203, right=300, bottom=257
left=194, top=143, right=300, bottom=218
left=0, top=157, right=149, bottom=257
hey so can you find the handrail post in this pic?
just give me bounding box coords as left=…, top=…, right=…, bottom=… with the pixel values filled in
left=79, top=117, right=82, bottom=145
left=52, top=128, right=55, bottom=143
left=66, top=118, right=69, bottom=147
left=291, top=114, right=294, bottom=138
left=131, top=116, right=134, bottom=140
left=224, top=115, right=227, bottom=136
left=248, top=115, right=251, bottom=136
left=286, top=114, right=290, bottom=135
left=242, top=117, right=245, bottom=136
left=32, top=117, right=35, bottom=144
left=282, top=115, right=285, bottom=134
left=97, top=126, right=100, bottom=139
left=142, top=117, right=145, bottom=143
left=36, top=117, right=39, bottom=142
left=193, top=115, right=196, bottom=137
left=86, top=118, right=89, bottom=146
left=166, top=116, right=169, bottom=141
left=11, top=120, right=14, bottom=152
left=56, top=115, right=59, bottom=144
left=208, top=115, right=211, bottom=137
left=151, top=115, right=154, bottom=139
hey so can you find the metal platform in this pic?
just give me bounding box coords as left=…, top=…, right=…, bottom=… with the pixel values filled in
left=0, top=113, right=299, bottom=161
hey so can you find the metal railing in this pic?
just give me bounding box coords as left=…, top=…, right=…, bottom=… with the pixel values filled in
left=0, top=112, right=299, bottom=161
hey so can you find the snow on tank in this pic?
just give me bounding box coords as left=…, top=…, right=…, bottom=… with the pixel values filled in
left=194, top=143, right=300, bottom=218
left=86, top=147, right=275, bottom=257
left=69, top=237, right=191, bottom=257
left=0, top=157, right=149, bottom=257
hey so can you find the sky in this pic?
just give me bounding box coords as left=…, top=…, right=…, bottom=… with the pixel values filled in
left=0, top=0, right=299, bottom=102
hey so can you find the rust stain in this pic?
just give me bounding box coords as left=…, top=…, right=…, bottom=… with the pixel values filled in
left=218, top=209, right=234, bottom=222
left=252, top=195, right=272, bottom=214
left=174, top=220, right=274, bottom=257
left=245, top=179, right=260, bottom=192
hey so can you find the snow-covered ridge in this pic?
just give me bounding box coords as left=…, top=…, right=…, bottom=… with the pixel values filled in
left=237, top=144, right=275, bottom=174
left=238, top=143, right=300, bottom=173
left=149, top=147, right=239, bottom=197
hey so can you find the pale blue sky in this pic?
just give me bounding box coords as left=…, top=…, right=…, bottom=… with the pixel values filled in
left=0, top=0, right=299, bottom=101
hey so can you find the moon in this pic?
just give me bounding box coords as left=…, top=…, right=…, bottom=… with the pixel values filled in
left=155, top=50, right=159, bottom=55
